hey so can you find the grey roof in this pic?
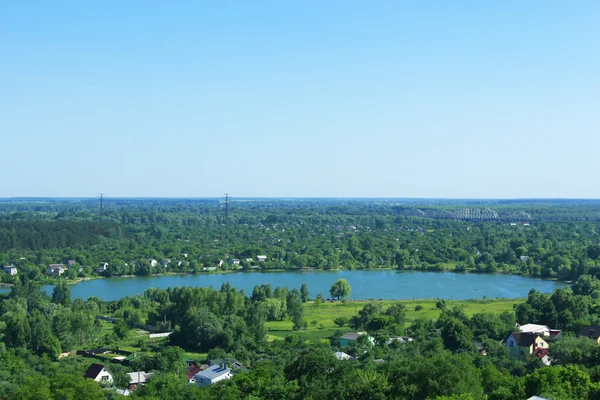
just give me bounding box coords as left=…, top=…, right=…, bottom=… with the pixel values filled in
left=340, top=332, right=361, bottom=341
left=579, top=326, right=600, bottom=339
left=127, top=371, right=153, bottom=384
left=195, top=364, right=231, bottom=381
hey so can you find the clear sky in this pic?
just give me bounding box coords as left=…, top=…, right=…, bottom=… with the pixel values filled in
left=1, top=1, right=599, bottom=198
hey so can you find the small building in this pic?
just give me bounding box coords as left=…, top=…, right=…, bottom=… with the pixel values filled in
left=257, top=255, right=267, bottom=262
left=67, top=260, right=77, bottom=268
left=534, top=348, right=551, bottom=366
left=47, top=264, right=67, bottom=275
left=340, top=332, right=375, bottom=347
left=228, top=259, right=240, bottom=266
left=148, top=259, right=158, bottom=267
left=520, top=256, right=530, bottom=263
left=386, top=336, right=413, bottom=345
left=216, top=260, right=224, bottom=267
left=127, top=371, right=153, bottom=387
left=160, top=259, right=171, bottom=267
left=579, top=326, right=600, bottom=343
left=203, top=267, right=217, bottom=272
left=334, top=351, right=354, bottom=360
left=194, top=364, right=232, bottom=387
left=517, top=323, right=561, bottom=338
left=2, top=265, right=17, bottom=276
left=84, top=363, right=113, bottom=383
left=96, top=262, right=109, bottom=273
left=245, top=258, right=253, bottom=263
left=506, top=332, right=549, bottom=359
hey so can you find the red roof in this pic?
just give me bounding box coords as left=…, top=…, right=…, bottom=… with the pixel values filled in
left=187, top=366, right=201, bottom=380
left=534, top=348, right=549, bottom=358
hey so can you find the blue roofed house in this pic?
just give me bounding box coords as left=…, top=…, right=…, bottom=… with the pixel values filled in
left=194, top=363, right=232, bottom=387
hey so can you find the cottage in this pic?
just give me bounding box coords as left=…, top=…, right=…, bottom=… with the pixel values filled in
left=340, top=332, right=375, bottom=347
left=228, top=259, right=240, bottom=266
left=84, top=363, right=113, bottom=383
left=534, top=348, right=551, bottom=366
left=216, top=260, right=224, bottom=267
left=203, top=267, right=217, bottom=272
left=160, top=259, right=170, bottom=267
left=245, top=258, right=253, bottom=263
left=257, top=255, right=267, bottom=262
left=579, top=326, right=600, bottom=343
left=520, top=256, right=530, bottom=263
left=47, top=264, right=67, bottom=275
left=194, top=364, right=232, bottom=387
left=127, top=371, right=153, bottom=387
left=506, top=332, right=549, bottom=359
left=148, top=259, right=158, bottom=267
left=2, top=265, right=17, bottom=276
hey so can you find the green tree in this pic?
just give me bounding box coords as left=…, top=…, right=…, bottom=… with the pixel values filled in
left=300, top=283, right=309, bottom=302
left=51, top=281, right=71, bottom=306
left=330, top=279, right=351, bottom=300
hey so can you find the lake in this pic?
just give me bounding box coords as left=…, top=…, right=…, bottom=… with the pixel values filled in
left=1, top=270, right=567, bottom=300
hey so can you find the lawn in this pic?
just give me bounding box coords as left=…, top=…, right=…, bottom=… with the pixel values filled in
left=264, top=298, right=521, bottom=341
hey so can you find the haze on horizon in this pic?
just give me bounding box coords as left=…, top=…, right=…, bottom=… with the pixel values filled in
left=1, top=1, right=599, bottom=199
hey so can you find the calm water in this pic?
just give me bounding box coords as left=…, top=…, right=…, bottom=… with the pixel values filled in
left=1, top=270, right=566, bottom=300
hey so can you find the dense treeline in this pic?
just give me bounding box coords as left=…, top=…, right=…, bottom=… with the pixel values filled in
left=3, top=202, right=600, bottom=284
left=6, top=276, right=600, bottom=398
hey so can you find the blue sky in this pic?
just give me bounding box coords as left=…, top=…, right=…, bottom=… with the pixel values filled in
left=1, top=1, right=599, bottom=198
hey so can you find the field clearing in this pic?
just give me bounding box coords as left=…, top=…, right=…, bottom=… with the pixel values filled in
left=265, top=298, right=521, bottom=341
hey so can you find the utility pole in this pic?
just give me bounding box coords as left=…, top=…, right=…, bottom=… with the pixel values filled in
left=224, top=193, right=230, bottom=220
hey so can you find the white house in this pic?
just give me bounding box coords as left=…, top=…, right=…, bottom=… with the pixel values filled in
left=148, top=259, right=158, bottom=267
left=194, top=364, right=232, bottom=387
left=516, top=323, right=561, bottom=337
left=2, top=265, right=17, bottom=275
left=228, top=259, right=240, bottom=266
left=257, top=255, right=267, bottom=262
left=84, top=363, right=113, bottom=383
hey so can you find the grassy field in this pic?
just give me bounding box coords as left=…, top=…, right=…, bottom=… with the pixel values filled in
left=265, top=298, right=521, bottom=341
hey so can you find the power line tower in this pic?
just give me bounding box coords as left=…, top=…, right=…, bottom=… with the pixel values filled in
left=99, top=193, right=104, bottom=213
left=224, top=193, right=230, bottom=220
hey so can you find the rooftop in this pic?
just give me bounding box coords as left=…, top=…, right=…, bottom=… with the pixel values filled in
left=195, top=364, right=231, bottom=381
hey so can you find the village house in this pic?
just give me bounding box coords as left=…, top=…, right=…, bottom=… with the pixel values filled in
left=340, top=332, right=376, bottom=347
left=194, top=364, right=232, bottom=387
left=216, top=260, right=224, bottom=267
left=228, top=259, right=240, bottom=266
left=257, top=255, right=268, bottom=262
left=579, top=326, right=600, bottom=344
left=506, top=332, right=549, bottom=359
left=67, top=260, right=77, bottom=268
left=148, top=259, right=158, bottom=267
left=84, top=363, right=113, bottom=384
left=47, top=264, right=67, bottom=275
left=2, top=265, right=17, bottom=275
left=160, top=259, right=170, bottom=267
left=127, top=371, right=153, bottom=388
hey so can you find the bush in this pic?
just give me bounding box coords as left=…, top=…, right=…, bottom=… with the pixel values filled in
left=334, top=317, right=349, bottom=327
left=415, top=305, right=423, bottom=311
